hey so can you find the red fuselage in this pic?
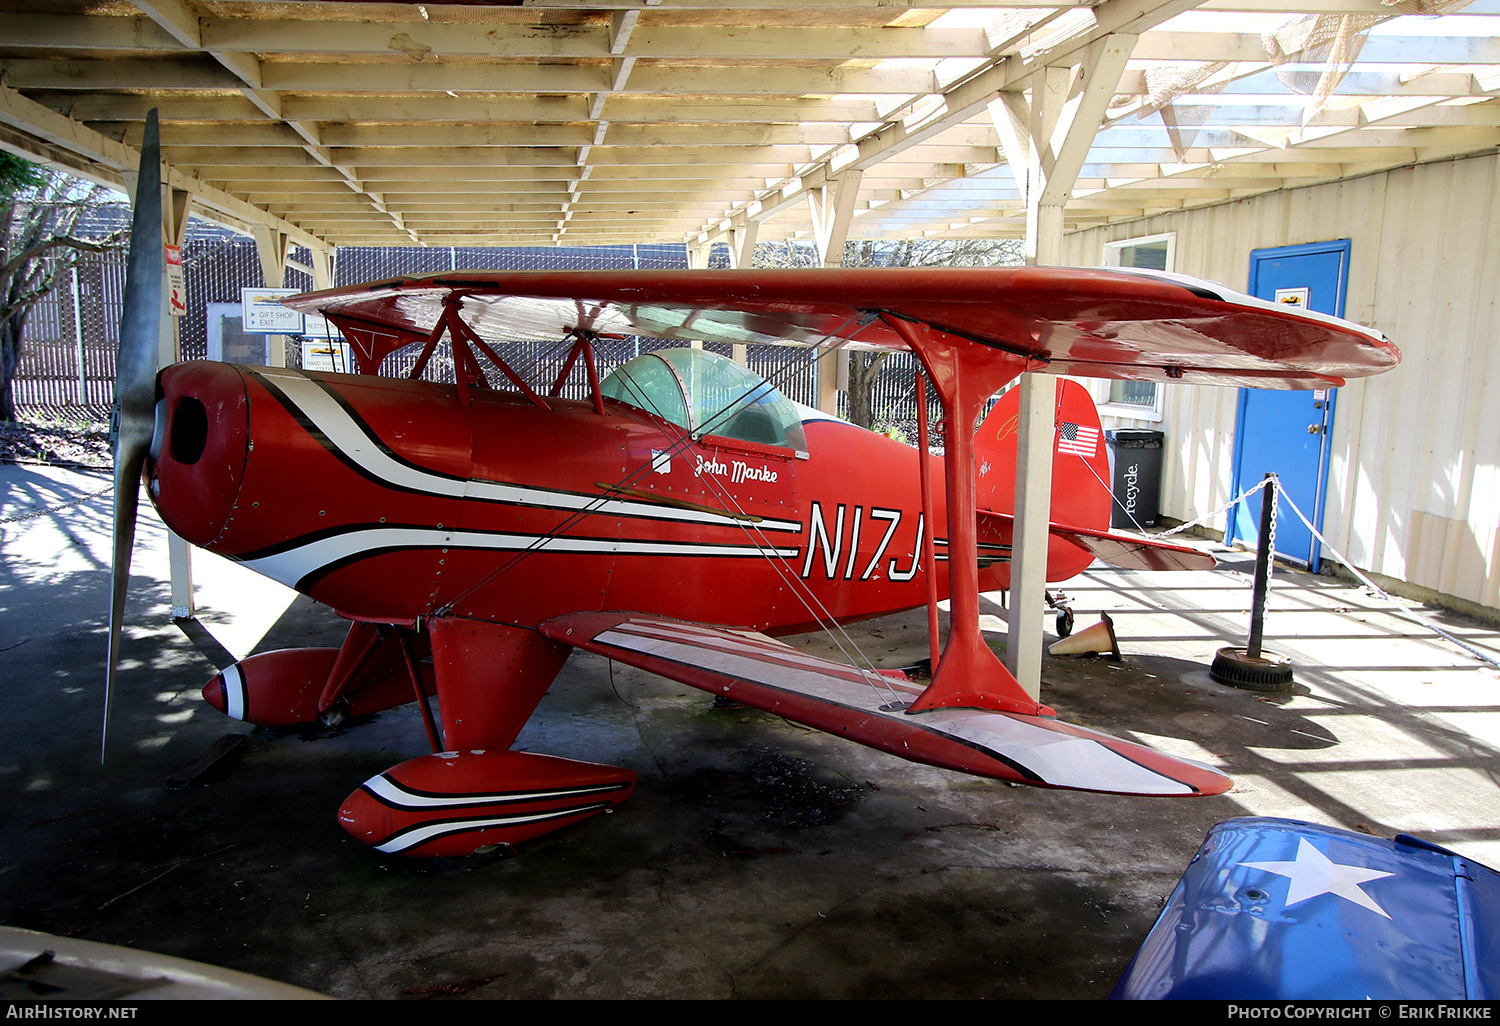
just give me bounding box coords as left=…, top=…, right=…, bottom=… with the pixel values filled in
left=147, top=361, right=1070, bottom=635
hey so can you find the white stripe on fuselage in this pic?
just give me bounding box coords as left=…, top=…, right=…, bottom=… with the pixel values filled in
left=258, top=369, right=801, bottom=533
left=237, top=525, right=801, bottom=590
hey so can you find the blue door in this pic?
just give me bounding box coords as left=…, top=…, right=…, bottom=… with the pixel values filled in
left=1226, top=240, right=1351, bottom=570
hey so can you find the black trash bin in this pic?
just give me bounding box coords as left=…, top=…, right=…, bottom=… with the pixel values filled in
left=1108, top=430, right=1163, bottom=528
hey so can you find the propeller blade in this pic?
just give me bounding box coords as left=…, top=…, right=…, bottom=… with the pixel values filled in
left=104, top=108, right=163, bottom=762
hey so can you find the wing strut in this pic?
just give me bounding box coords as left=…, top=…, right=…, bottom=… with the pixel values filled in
left=321, top=312, right=426, bottom=374
left=399, top=295, right=553, bottom=410
left=881, top=315, right=1052, bottom=718
left=912, top=370, right=941, bottom=667
left=444, top=301, right=551, bottom=411
left=549, top=330, right=615, bottom=416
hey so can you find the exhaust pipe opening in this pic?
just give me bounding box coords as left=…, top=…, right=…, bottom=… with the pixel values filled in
left=170, top=396, right=209, bottom=465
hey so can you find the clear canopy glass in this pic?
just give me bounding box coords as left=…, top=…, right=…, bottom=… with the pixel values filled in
left=602, top=348, right=808, bottom=453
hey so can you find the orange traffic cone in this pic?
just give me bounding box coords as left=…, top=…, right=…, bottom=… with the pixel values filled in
left=1048, top=613, right=1120, bottom=659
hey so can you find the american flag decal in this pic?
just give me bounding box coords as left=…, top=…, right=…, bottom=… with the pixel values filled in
left=1058, top=422, right=1100, bottom=458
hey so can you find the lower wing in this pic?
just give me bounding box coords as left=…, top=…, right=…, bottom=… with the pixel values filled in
left=539, top=612, right=1229, bottom=797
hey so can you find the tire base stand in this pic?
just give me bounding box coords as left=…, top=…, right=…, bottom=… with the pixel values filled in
left=1214, top=474, right=1294, bottom=691
left=1210, top=646, right=1294, bottom=691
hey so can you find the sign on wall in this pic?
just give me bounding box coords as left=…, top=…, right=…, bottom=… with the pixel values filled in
left=241, top=287, right=304, bottom=334
left=165, top=244, right=186, bottom=317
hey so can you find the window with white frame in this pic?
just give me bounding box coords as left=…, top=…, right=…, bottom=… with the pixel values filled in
left=1098, top=232, right=1176, bottom=421
left=1103, top=232, right=1174, bottom=273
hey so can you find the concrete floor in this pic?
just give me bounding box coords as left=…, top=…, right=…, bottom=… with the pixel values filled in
left=3, top=461, right=1499, bottom=999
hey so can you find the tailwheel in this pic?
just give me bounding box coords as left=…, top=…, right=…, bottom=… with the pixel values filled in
left=316, top=697, right=350, bottom=734
left=1045, top=590, right=1074, bottom=638
left=339, top=750, right=636, bottom=857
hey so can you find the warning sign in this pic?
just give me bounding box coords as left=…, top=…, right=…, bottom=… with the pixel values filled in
left=165, top=244, right=186, bottom=317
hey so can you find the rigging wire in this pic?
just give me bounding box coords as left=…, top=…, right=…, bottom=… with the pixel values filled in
left=636, top=334, right=923, bottom=700
left=430, top=308, right=874, bottom=616
left=349, top=300, right=934, bottom=704
left=685, top=441, right=911, bottom=704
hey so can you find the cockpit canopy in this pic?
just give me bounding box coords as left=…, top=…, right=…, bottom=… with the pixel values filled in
left=601, top=348, right=808, bottom=454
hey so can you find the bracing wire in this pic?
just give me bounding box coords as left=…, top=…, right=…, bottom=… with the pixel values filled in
left=432, top=309, right=878, bottom=617
left=686, top=449, right=911, bottom=704
left=359, top=303, right=939, bottom=703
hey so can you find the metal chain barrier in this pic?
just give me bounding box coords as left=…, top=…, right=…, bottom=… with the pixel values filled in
left=1154, top=476, right=1272, bottom=541
left=1264, top=475, right=1278, bottom=590
left=1076, top=451, right=1272, bottom=541
left=1, top=484, right=112, bottom=526
left=1098, top=470, right=1498, bottom=670
left=1273, top=487, right=1500, bottom=671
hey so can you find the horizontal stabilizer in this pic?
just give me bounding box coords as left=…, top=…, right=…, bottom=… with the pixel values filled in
left=540, top=613, right=1230, bottom=797
left=1049, top=523, right=1216, bottom=572
left=976, top=509, right=1215, bottom=572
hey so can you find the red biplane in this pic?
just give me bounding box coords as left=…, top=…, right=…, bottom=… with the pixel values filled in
left=106, top=118, right=1399, bottom=858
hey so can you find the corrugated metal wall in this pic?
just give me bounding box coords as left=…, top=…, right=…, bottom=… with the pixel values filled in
left=1061, top=151, right=1500, bottom=608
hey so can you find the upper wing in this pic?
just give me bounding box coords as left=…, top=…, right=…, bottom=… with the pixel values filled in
left=539, top=612, right=1231, bottom=798
left=284, top=266, right=1399, bottom=390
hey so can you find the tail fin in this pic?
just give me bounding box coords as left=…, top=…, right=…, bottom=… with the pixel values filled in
left=974, top=381, right=1214, bottom=577
left=975, top=378, right=1111, bottom=530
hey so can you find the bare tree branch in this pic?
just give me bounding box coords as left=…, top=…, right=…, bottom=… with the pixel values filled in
left=0, top=231, right=125, bottom=284
left=2, top=163, right=125, bottom=421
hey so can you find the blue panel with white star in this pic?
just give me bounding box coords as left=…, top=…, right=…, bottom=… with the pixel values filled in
left=1112, top=817, right=1500, bottom=1000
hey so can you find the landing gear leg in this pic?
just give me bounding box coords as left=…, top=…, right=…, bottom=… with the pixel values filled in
left=337, top=619, right=635, bottom=858
left=426, top=618, right=571, bottom=751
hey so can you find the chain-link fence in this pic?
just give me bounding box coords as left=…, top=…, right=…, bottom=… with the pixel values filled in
left=12, top=224, right=943, bottom=434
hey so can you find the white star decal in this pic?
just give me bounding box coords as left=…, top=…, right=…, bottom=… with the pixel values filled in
left=1240, top=838, right=1396, bottom=919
